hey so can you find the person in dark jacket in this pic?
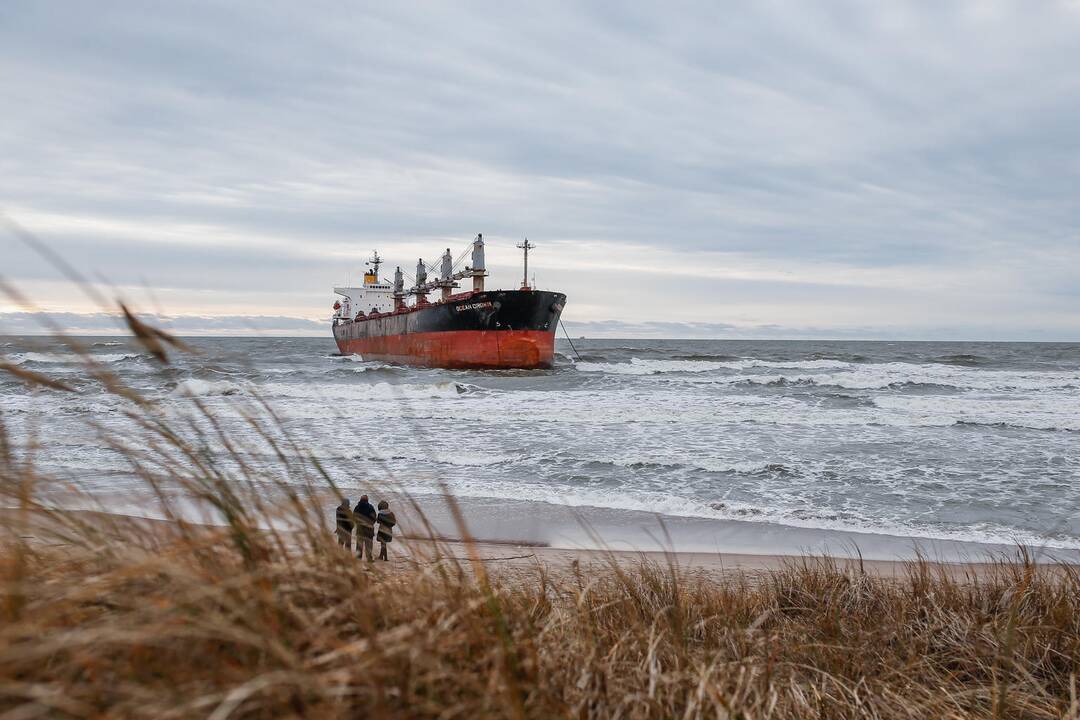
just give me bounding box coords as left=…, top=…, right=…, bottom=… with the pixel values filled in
left=335, top=498, right=353, bottom=550
left=353, top=495, right=377, bottom=561
left=376, top=500, right=396, bottom=561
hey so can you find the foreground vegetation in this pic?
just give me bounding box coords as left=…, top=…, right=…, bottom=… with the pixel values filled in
left=2, top=517, right=1077, bottom=719
left=1, top=304, right=1078, bottom=718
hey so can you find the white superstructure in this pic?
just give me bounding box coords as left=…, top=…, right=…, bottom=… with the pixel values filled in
left=333, top=252, right=394, bottom=320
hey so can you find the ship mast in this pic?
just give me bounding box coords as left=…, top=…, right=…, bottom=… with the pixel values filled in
left=517, top=237, right=534, bottom=290
left=364, top=250, right=382, bottom=284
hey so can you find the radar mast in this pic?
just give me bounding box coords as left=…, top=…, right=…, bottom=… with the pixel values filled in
left=364, top=250, right=383, bottom=283
left=517, top=237, right=534, bottom=290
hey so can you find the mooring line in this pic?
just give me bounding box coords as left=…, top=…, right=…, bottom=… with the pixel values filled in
left=559, top=319, right=583, bottom=361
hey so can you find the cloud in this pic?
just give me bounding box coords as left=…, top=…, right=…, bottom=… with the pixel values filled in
left=0, top=311, right=324, bottom=336
left=2, top=2, right=1079, bottom=338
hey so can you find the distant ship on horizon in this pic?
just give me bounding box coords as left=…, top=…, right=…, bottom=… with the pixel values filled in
left=331, top=234, right=566, bottom=369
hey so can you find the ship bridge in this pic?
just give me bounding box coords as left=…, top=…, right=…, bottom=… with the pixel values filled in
left=333, top=251, right=395, bottom=321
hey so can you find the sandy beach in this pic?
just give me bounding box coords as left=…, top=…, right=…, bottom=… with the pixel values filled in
left=7, top=506, right=1071, bottom=586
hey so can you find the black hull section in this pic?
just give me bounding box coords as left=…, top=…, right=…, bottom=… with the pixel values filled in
left=333, top=290, right=565, bottom=340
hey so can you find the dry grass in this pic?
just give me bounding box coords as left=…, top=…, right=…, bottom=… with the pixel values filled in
left=1, top=314, right=1078, bottom=719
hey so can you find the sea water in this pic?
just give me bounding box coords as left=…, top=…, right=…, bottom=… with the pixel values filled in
left=2, top=337, right=1078, bottom=556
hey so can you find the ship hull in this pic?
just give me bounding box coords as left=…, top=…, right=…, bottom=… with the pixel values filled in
left=332, top=290, right=565, bottom=369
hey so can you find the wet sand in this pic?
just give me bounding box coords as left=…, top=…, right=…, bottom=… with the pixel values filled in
left=5, top=507, right=1070, bottom=584
left=43, top=485, right=1080, bottom=565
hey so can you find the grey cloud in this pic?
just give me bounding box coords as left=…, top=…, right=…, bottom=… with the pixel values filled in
left=0, top=312, right=324, bottom=336
left=2, top=2, right=1079, bottom=338
left=561, top=320, right=1075, bottom=342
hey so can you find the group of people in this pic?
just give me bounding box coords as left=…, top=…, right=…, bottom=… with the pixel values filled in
left=335, top=496, right=396, bottom=561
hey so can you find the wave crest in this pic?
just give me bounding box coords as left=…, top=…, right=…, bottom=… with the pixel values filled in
left=11, top=352, right=141, bottom=365
left=171, top=379, right=244, bottom=398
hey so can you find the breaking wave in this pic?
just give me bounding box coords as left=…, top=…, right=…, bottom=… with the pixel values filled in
left=686, top=366, right=1077, bottom=392
left=930, top=353, right=988, bottom=366
left=574, top=357, right=853, bottom=375
left=397, top=477, right=1080, bottom=551
left=261, top=380, right=483, bottom=401
left=171, top=379, right=244, bottom=398
left=582, top=456, right=795, bottom=476
left=358, top=451, right=516, bottom=468
left=10, top=352, right=142, bottom=365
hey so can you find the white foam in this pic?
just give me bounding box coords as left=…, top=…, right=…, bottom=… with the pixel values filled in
left=576, top=358, right=736, bottom=375
left=597, top=455, right=781, bottom=474
left=670, top=364, right=1080, bottom=392
left=81, top=353, right=141, bottom=364
left=398, top=477, right=1080, bottom=550
left=362, top=450, right=516, bottom=467
left=261, top=380, right=477, bottom=402
left=575, top=357, right=854, bottom=375
left=350, top=363, right=400, bottom=374
left=874, top=393, right=1080, bottom=432
left=574, top=355, right=1080, bottom=392
left=171, top=379, right=244, bottom=398
left=9, top=352, right=141, bottom=365
left=327, top=354, right=370, bottom=363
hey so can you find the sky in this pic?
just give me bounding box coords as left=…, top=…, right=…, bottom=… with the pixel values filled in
left=2, top=1, right=1079, bottom=339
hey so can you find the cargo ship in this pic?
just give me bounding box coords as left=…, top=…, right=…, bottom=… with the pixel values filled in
left=331, top=234, right=566, bottom=369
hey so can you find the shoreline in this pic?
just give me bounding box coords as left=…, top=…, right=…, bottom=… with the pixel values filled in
left=6, top=506, right=1077, bottom=581
left=35, top=487, right=1080, bottom=564
left=323, top=491, right=1080, bottom=565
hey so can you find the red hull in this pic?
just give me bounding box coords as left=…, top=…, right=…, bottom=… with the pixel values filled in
left=336, top=329, right=555, bottom=369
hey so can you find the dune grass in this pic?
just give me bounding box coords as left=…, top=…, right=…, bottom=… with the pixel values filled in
left=1, top=315, right=1078, bottom=718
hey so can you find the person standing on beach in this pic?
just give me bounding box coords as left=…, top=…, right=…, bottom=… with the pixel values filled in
left=334, top=498, right=353, bottom=550
left=353, top=495, right=377, bottom=561
left=376, top=500, right=396, bottom=561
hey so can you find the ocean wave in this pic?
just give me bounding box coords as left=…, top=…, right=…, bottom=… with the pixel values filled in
left=722, top=367, right=1077, bottom=392
left=250, top=383, right=1080, bottom=432
left=954, top=420, right=1079, bottom=433
left=259, top=363, right=402, bottom=378
left=171, top=379, right=244, bottom=398
left=349, top=363, right=404, bottom=375
left=734, top=376, right=958, bottom=393
left=575, top=356, right=1080, bottom=391
left=10, top=352, right=142, bottom=365
left=671, top=353, right=742, bottom=362
left=326, top=354, right=371, bottom=363
left=583, top=455, right=795, bottom=476
left=930, top=353, right=987, bottom=366
left=261, top=380, right=483, bottom=402
left=358, top=451, right=516, bottom=468
left=575, top=357, right=858, bottom=375
left=872, top=394, right=1080, bottom=432
left=397, top=478, right=1080, bottom=550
